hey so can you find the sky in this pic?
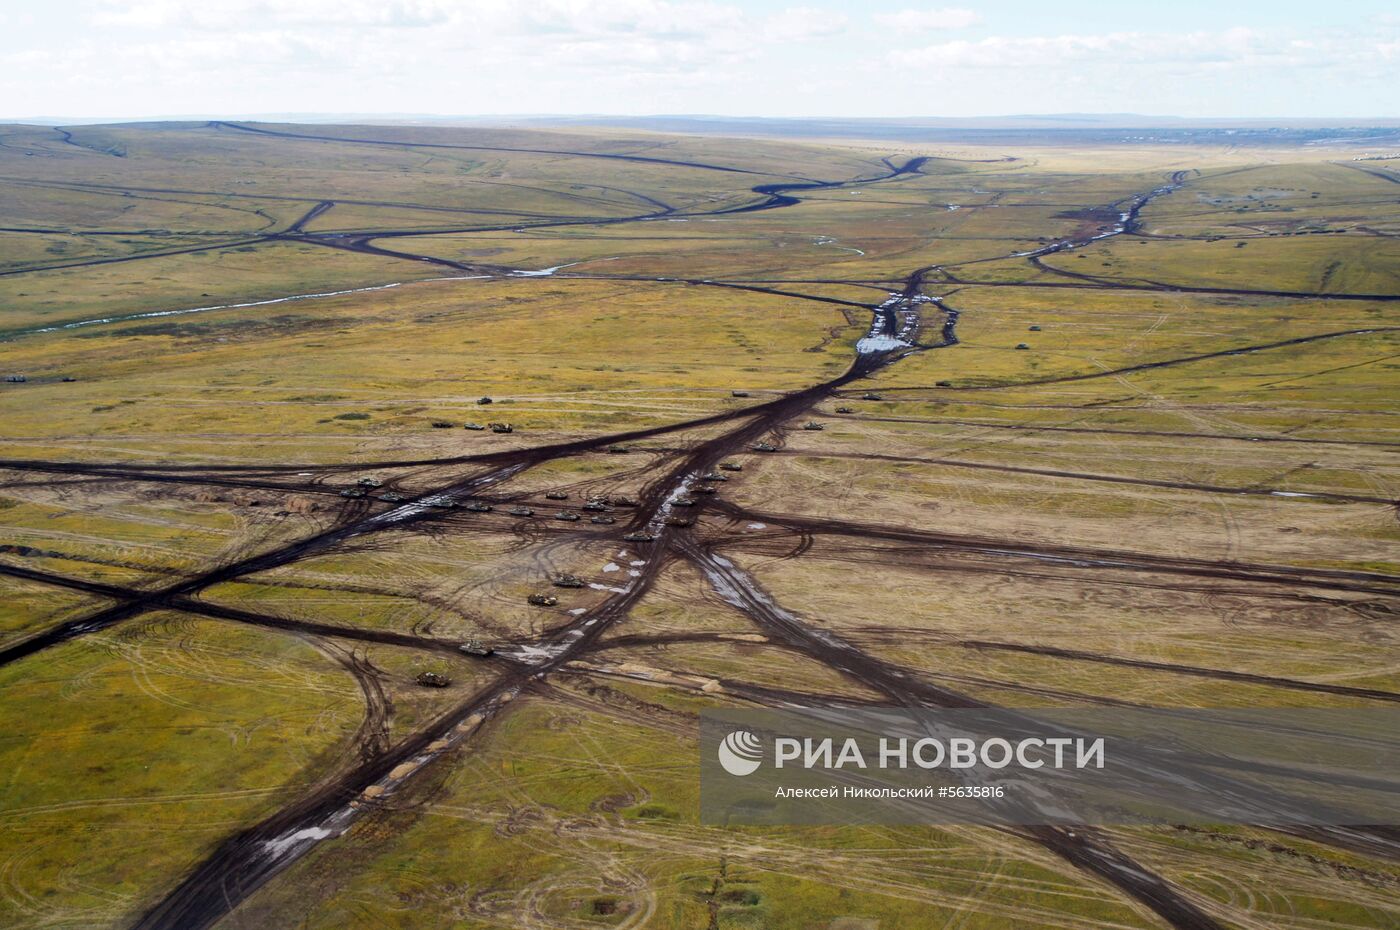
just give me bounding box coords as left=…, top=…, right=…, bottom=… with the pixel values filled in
left=2, top=0, right=1398, bottom=120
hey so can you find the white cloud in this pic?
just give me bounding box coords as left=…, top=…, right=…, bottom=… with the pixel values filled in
left=875, top=8, right=979, bottom=31
left=891, top=27, right=1378, bottom=71
left=763, top=7, right=848, bottom=40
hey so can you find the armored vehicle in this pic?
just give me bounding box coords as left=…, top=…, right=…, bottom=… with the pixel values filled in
left=460, top=639, right=494, bottom=657
left=416, top=672, right=451, bottom=688
left=552, top=573, right=586, bottom=588
left=509, top=506, right=534, bottom=517
left=464, top=501, right=492, bottom=513
left=555, top=510, right=580, bottom=522
left=527, top=594, right=558, bottom=607
left=545, top=490, right=569, bottom=500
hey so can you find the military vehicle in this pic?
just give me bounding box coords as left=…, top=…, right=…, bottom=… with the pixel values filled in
left=803, top=422, right=824, bottom=431
left=719, top=462, right=743, bottom=472
left=555, top=510, right=580, bottom=522
left=460, top=639, right=494, bottom=657
left=416, top=671, right=452, bottom=688
left=357, top=477, right=382, bottom=488
left=489, top=422, right=513, bottom=434
left=545, top=490, right=569, bottom=500
left=590, top=515, right=616, bottom=525
left=431, top=421, right=453, bottom=429
left=692, top=486, right=717, bottom=496
left=606, top=495, right=639, bottom=508
left=1028, top=325, right=1042, bottom=331
left=61, top=376, right=76, bottom=383
left=4, top=375, right=26, bottom=383
left=623, top=531, right=656, bottom=543
left=751, top=442, right=777, bottom=453
left=835, top=406, right=854, bottom=414
left=552, top=573, right=586, bottom=588
left=671, top=497, right=697, bottom=507
left=527, top=594, right=558, bottom=607
left=464, top=501, right=492, bottom=513
left=464, top=422, right=486, bottom=431
left=508, top=506, right=534, bottom=517
left=701, top=472, right=727, bottom=482
left=379, top=492, right=406, bottom=503
left=582, top=500, right=608, bottom=512
left=862, top=392, right=882, bottom=400
left=425, top=495, right=456, bottom=509
left=1015, top=343, right=1030, bottom=350
left=935, top=381, right=952, bottom=387
left=477, top=396, right=493, bottom=405
left=607, top=445, right=630, bottom=454
left=339, top=488, right=366, bottom=499
left=664, top=515, right=694, bottom=528
left=731, top=390, right=750, bottom=397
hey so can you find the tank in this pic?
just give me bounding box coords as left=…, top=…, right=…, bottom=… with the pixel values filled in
left=431, top=421, right=454, bottom=429
left=751, top=442, right=777, bottom=453
left=590, top=515, right=616, bottom=525
left=527, top=593, right=558, bottom=607
left=719, top=462, right=743, bottom=472
left=731, top=390, right=750, bottom=397
left=664, top=515, right=694, bottom=528
left=1015, top=343, right=1030, bottom=350
left=554, top=510, right=580, bottom=522
left=464, top=423, right=486, bottom=431
left=623, top=531, right=656, bottom=542
left=339, top=488, right=364, bottom=499
left=607, top=445, right=630, bottom=454
left=545, top=490, right=569, bottom=500
left=835, top=406, right=854, bottom=414
left=582, top=500, right=608, bottom=512
left=489, top=422, right=513, bottom=434
left=692, top=486, right=717, bottom=496
left=861, top=392, right=882, bottom=400
left=5, top=375, right=26, bottom=383
left=416, top=671, right=452, bottom=688
left=802, top=422, right=824, bottom=431
left=671, top=497, right=697, bottom=507
left=425, top=495, right=456, bottom=509
left=509, top=506, right=534, bottom=517
left=1028, top=325, right=1042, bottom=332
left=357, top=477, right=382, bottom=488
left=378, top=492, right=405, bottom=503
left=61, top=376, right=76, bottom=383
left=464, top=501, right=492, bottom=513
left=935, top=381, right=952, bottom=387
left=606, top=495, right=639, bottom=508
left=552, top=573, right=586, bottom=588
left=701, top=472, right=727, bottom=482
left=459, top=639, right=493, bottom=657
left=477, top=396, right=493, bottom=405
